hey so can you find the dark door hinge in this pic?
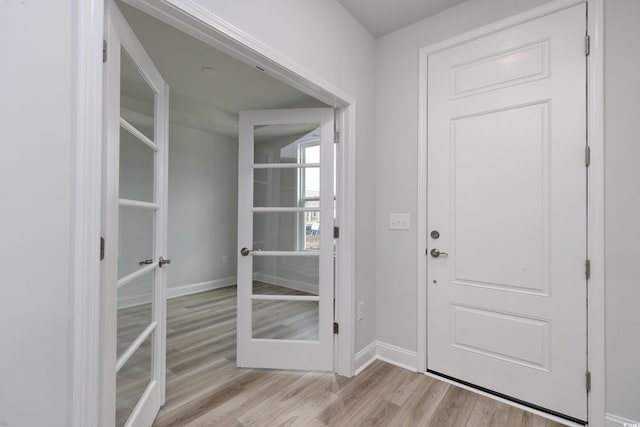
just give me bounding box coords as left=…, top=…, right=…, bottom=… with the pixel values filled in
left=100, top=237, right=105, bottom=261
left=103, top=39, right=107, bottom=63
left=585, top=35, right=591, bottom=56
left=334, top=226, right=340, bottom=239
left=585, top=146, right=591, bottom=167
left=334, top=131, right=340, bottom=144
left=585, top=259, right=591, bottom=280
left=333, top=322, right=339, bottom=334
left=586, top=371, right=591, bottom=392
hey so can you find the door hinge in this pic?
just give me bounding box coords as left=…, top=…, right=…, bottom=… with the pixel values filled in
left=100, top=237, right=105, bottom=261
left=103, top=39, right=108, bottom=63
left=333, top=322, right=339, bottom=334
left=334, top=226, right=340, bottom=239
left=585, top=259, right=591, bottom=280
left=586, top=371, right=591, bottom=392
left=585, top=35, right=591, bottom=56
left=334, top=131, right=340, bottom=144
left=585, top=146, right=591, bottom=167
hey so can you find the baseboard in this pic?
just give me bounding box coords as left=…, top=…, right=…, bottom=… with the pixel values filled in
left=354, top=341, right=377, bottom=375
left=253, top=273, right=317, bottom=295
left=118, top=277, right=236, bottom=309
left=606, top=413, right=640, bottom=427
left=375, top=341, right=418, bottom=372
left=354, top=341, right=418, bottom=375
left=167, top=277, right=237, bottom=299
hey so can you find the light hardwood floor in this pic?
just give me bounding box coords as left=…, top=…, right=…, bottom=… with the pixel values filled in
left=118, top=285, right=566, bottom=427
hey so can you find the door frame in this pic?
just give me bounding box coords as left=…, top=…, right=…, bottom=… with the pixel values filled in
left=72, top=1, right=357, bottom=426
left=416, top=0, right=605, bottom=425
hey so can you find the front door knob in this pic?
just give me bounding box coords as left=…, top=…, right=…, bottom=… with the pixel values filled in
left=430, top=248, right=448, bottom=258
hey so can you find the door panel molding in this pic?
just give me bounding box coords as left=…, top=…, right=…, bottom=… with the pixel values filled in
left=417, top=0, right=605, bottom=424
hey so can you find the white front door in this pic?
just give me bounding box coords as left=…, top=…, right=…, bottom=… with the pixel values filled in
left=427, top=4, right=587, bottom=422
left=237, top=108, right=335, bottom=371
left=102, top=1, right=169, bottom=426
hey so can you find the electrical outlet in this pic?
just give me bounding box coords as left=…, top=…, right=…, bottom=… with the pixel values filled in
left=221, top=255, right=228, bottom=264
left=389, top=213, right=410, bottom=230
left=357, top=301, right=365, bottom=320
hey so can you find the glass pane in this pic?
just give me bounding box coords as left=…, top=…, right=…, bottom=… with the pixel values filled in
left=118, top=206, right=155, bottom=279
left=253, top=167, right=319, bottom=208
left=116, top=333, right=152, bottom=427
left=117, top=270, right=154, bottom=358
left=252, top=300, right=318, bottom=340
left=120, top=126, right=155, bottom=202
left=253, top=124, right=320, bottom=164
left=120, top=48, right=155, bottom=141
left=252, top=256, right=319, bottom=296
left=253, top=211, right=320, bottom=251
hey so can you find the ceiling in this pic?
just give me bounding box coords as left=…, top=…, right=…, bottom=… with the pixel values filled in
left=118, top=2, right=326, bottom=138
left=337, top=0, right=468, bottom=37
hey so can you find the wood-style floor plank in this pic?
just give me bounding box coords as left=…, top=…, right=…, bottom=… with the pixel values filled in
left=112, top=285, right=570, bottom=427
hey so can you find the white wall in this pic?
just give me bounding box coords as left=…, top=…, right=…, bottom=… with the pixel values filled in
left=184, top=0, right=378, bottom=352
left=604, top=0, right=640, bottom=422
left=0, top=2, right=74, bottom=427
left=167, top=123, right=238, bottom=292
left=374, top=0, right=552, bottom=352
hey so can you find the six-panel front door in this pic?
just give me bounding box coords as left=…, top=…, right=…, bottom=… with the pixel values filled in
left=237, top=108, right=335, bottom=371
left=102, top=1, right=169, bottom=426
left=427, top=4, right=588, bottom=422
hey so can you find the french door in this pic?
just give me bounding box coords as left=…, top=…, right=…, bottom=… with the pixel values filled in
left=102, top=1, right=169, bottom=426
left=427, top=4, right=588, bottom=422
left=237, top=108, right=335, bottom=371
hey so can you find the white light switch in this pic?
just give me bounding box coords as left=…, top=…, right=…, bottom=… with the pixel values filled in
left=389, top=213, right=410, bottom=230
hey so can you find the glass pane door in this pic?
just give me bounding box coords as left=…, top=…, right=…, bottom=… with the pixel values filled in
left=103, top=3, right=168, bottom=426
left=237, top=108, right=334, bottom=371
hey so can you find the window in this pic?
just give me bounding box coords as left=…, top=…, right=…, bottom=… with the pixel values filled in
left=299, top=142, right=320, bottom=251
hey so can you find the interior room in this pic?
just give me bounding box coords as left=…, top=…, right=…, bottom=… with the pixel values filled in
left=2, top=0, right=640, bottom=426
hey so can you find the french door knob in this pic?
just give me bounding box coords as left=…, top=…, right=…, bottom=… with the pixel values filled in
left=240, top=247, right=256, bottom=257
left=430, top=248, right=448, bottom=258
left=138, top=259, right=153, bottom=266
left=159, top=256, right=171, bottom=267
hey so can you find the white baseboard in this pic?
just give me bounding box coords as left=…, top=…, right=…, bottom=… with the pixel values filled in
left=354, top=341, right=377, bottom=375
left=606, top=413, right=640, bottom=427
left=167, top=276, right=236, bottom=299
left=354, top=340, right=418, bottom=375
left=376, top=341, right=418, bottom=372
left=253, top=272, right=318, bottom=295
left=118, top=277, right=236, bottom=309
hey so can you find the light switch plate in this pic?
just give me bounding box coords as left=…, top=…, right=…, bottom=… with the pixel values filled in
left=389, top=213, right=410, bottom=230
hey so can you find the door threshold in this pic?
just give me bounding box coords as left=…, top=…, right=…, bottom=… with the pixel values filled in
left=426, top=370, right=587, bottom=426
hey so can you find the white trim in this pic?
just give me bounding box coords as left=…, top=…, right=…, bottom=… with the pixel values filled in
left=586, top=1, right=606, bottom=425
left=252, top=273, right=319, bottom=299
left=354, top=341, right=418, bottom=375
left=425, top=372, right=584, bottom=427
left=376, top=341, right=418, bottom=372
left=417, top=0, right=605, bottom=425
left=354, top=341, right=377, bottom=375
left=71, top=0, right=104, bottom=426
left=166, top=277, right=236, bottom=299
left=605, top=414, right=640, bottom=427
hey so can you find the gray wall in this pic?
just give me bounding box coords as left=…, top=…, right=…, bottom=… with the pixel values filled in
left=167, top=123, right=238, bottom=291
left=0, top=2, right=74, bottom=426
left=604, top=0, right=640, bottom=421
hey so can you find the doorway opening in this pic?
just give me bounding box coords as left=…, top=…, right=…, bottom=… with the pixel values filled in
left=106, top=1, right=353, bottom=425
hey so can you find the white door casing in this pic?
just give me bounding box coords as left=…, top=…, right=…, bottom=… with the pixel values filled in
left=102, top=1, right=169, bottom=426
left=427, top=4, right=587, bottom=422
left=237, top=108, right=335, bottom=371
